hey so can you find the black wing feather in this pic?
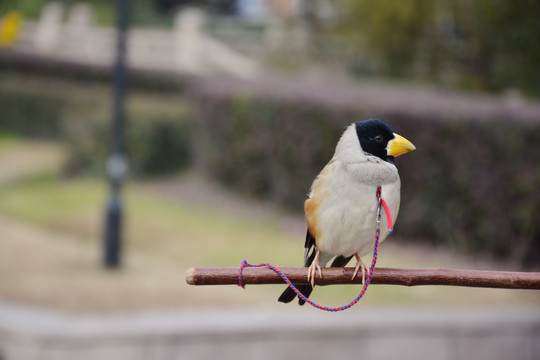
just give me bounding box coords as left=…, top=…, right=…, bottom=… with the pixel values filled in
left=303, top=228, right=316, bottom=266
left=278, top=229, right=316, bottom=305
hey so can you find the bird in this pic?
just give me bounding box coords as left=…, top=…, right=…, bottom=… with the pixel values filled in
left=278, top=119, right=415, bottom=305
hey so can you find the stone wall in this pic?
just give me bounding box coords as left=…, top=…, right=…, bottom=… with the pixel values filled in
left=1, top=302, right=538, bottom=360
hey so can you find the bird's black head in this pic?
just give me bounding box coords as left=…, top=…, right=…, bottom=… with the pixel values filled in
left=355, top=119, right=395, bottom=162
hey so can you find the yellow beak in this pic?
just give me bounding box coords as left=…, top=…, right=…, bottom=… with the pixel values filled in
left=387, top=133, right=416, bottom=157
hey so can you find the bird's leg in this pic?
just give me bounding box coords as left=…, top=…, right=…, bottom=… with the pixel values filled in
left=307, top=250, right=322, bottom=287
left=351, top=253, right=368, bottom=284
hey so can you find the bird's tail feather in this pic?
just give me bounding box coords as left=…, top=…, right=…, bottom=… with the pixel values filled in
left=278, top=255, right=353, bottom=305
left=330, top=255, right=354, bottom=267
left=278, top=284, right=313, bottom=305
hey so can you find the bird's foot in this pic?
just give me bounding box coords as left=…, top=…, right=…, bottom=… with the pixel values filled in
left=306, top=250, right=322, bottom=287
left=351, top=253, right=368, bottom=285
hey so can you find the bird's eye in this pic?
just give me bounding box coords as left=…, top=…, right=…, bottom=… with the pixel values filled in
left=374, top=135, right=384, bottom=142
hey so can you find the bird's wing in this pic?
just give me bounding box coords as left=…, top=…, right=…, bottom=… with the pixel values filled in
left=278, top=228, right=316, bottom=305
left=304, top=158, right=339, bottom=243
left=303, top=229, right=317, bottom=267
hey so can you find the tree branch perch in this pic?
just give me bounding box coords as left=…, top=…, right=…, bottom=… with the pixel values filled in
left=186, top=267, right=540, bottom=289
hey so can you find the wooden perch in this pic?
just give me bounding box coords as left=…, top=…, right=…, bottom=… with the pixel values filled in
left=186, top=267, right=540, bottom=289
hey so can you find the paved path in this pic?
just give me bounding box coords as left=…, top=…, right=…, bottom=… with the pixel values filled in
left=0, top=141, right=61, bottom=185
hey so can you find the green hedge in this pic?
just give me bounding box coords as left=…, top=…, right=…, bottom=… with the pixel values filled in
left=64, top=102, right=191, bottom=177
left=0, top=74, right=191, bottom=177
left=189, top=77, right=540, bottom=266
left=0, top=88, right=63, bottom=138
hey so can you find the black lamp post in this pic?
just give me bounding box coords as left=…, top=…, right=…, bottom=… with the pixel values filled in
left=104, top=0, right=130, bottom=269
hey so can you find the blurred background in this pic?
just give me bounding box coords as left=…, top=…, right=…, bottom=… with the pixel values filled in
left=0, top=0, right=539, bottom=359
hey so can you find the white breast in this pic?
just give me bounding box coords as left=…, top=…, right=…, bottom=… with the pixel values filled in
left=309, top=124, right=401, bottom=259
left=314, top=161, right=400, bottom=258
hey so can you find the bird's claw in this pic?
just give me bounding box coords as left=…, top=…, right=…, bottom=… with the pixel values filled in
left=307, top=250, right=322, bottom=287
left=307, top=262, right=322, bottom=287
left=351, top=254, right=368, bottom=285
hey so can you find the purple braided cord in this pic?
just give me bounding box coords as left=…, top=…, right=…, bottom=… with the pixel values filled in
left=238, top=233, right=380, bottom=312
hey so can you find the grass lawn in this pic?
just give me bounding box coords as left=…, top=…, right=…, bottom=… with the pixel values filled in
left=1, top=138, right=539, bottom=312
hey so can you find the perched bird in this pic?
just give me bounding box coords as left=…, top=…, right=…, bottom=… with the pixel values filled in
left=278, top=119, right=415, bottom=305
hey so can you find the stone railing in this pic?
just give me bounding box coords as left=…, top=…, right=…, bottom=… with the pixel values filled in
left=10, top=2, right=261, bottom=79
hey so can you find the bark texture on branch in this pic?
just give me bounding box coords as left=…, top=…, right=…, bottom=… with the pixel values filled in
left=186, top=267, right=540, bottom=289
